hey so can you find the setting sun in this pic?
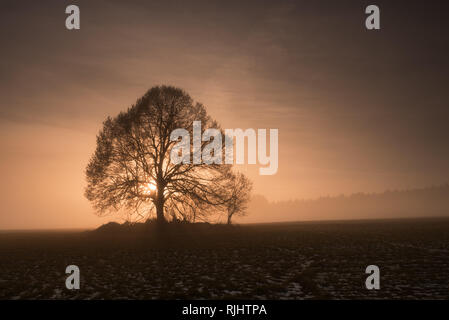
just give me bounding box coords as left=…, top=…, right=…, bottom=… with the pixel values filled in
left=140, top=182, right=157, bottom=195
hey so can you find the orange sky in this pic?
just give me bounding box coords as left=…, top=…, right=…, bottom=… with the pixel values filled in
left=1, top=1, right=448, bottom=229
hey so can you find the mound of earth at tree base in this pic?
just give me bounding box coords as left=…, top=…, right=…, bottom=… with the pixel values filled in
left=91, top=220, right=238, bottom=237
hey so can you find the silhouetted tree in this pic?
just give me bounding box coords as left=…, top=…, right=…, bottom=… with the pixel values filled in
left=85, top=85, right=251, bottom=223
left=226, top=172, right=252, bottom=224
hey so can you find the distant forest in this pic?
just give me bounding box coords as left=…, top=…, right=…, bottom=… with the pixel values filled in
left=238, top=184, right=449, bottom=223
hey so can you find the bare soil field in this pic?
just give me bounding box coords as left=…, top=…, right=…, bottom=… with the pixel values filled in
left=1, top=218, right=449, bottom=300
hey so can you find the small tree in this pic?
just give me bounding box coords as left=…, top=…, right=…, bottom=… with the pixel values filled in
left=226, top=172, right=253, bottom=224
left=85, top=85, right=251, bottom=223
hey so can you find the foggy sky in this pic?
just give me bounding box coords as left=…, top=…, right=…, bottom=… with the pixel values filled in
left=1, top=0, right=448, bottom=229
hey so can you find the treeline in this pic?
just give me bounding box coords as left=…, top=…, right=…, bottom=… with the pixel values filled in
left=238, top=184, right=449, bottom=223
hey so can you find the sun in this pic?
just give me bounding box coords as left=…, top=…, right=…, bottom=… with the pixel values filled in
left=141, top=182, right=157, bottom=195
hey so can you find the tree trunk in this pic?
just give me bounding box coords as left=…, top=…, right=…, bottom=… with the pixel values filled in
left=155, top=178, right=166, bottom=223
left=155, top=198, right=166, bottom=223
left=227, top=214, right=232, bottom=225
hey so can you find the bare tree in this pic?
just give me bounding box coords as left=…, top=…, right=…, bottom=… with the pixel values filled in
left=85, top=85, right=250, bottom=223
left=226, top=172, right=253, bottom=224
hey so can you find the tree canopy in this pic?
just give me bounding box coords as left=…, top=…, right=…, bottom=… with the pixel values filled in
left=85, top=85, right=252, bottom=223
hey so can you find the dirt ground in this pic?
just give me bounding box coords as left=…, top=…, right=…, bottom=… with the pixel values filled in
left=1, top=218, right=448, bottom=299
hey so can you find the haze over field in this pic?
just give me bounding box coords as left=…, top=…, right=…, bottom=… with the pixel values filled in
left=1, top=1, right=449, bottom=229
left=238, top=185, right=449, bottom=223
